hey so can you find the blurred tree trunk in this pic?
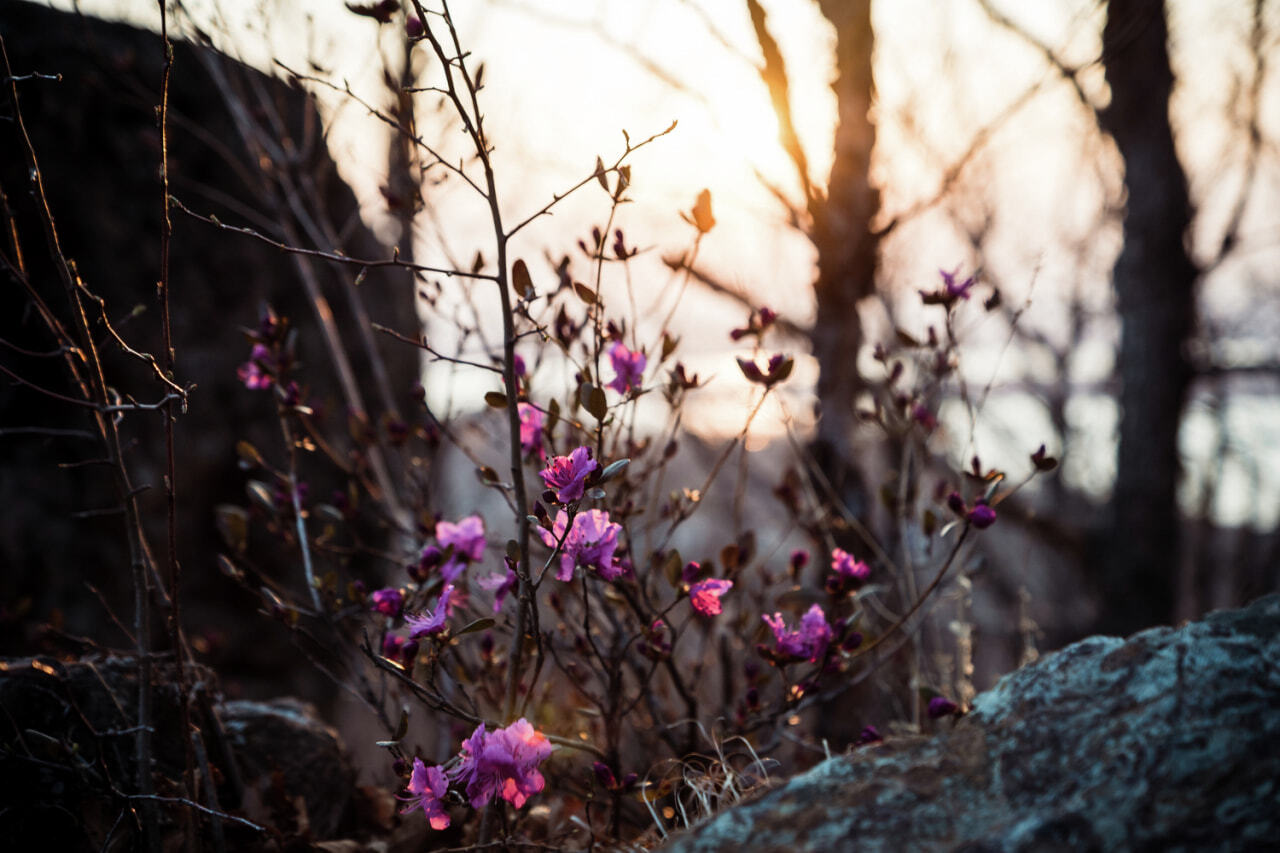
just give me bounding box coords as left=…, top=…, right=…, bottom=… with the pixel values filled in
left=1095, top=0, right=1198, bottom=634
left=746, top=0, right=883, bottom=744
left=807, top=0, right=879, bottom=523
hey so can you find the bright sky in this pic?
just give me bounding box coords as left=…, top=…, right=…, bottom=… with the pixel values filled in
left=41, top=0, right=1280, bottom=525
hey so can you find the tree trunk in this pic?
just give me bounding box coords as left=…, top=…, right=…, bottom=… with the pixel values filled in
left=1095, top=0, right=1198, bottom=634
left=809, top=0, right=879, bottom=523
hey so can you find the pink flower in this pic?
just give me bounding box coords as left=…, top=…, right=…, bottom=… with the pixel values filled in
left=518, top=403, right=545, bottom=458
left=478, top=567, right=518, bottom=613
left=539, top=510, right=622, bottom=581
left=370, top=587, right=404, bottom=617
left=539, top=446, right=598, bottom=503
left=928, top=696, right=959, bottom=718
left=689, top=578, right=732, bottom=616
left=437, top=515, right=486, bottom=562
left=237, top=343, right=274, bottom=390
left=452, top=719, right=554, bottom=809
left=437, top=515, right=485, bottom=580
left=762, top=604, right=833, bottom=662
left=966, top=502, right=997, bottom=529
left=827, top=548, right=870, bottom=595
left=400, top=758, right=450, bottom=830
left=606, top=342, right=646, bottom=394
left=406, top=583, right=456, bottom=637
left=941, top=267, right=975, bottom=300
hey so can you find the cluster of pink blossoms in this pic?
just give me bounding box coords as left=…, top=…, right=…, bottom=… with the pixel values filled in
left=400, top=719, right=554, bottom=829
left=539, top=447, right=598, bottom=503
left=761, top=604, right=833, bottom=663
left=540, top=509, right=623, bottom=581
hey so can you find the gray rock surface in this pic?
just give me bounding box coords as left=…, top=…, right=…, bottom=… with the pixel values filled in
left=664, top=594, right=1280, bottom=852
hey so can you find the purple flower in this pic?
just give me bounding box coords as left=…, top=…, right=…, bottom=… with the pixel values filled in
left=406, top=583, right=456, bottom=637
left=829, top=550, right=870, bottom=584
left=762, top=604, right=833, bottom=662
left=539, top=509, right=622, bottom=581
left=966, top=502, right=997, bottom=529
left=237, top=343, right=274, bottom=390
left=855, top=725, right=883, bottom=746
left=478, top=567, right=518, bottom=613
left=928, top=696, right=959, bottom=718
left=941, top=267, right=975, bottom=300
left=518, top=403, right=545, bottom=458
left=539, top=447, right=598, bottom=503
left=437, top=515, right=485, bottom=580
left=606, top=342, right=646, bottom=395
left=370, top=587, right=404, bottom=618
left=405, top=15, right=424, bottom=39
left=452, top=719, right=554, bottom=809
left=689, top=578, right=733, bottom=616
left=400, top=758, right=451, bottom=830
left=437, top=515, right=486, bottom=562
left=381, top=633, right=405, bottom=660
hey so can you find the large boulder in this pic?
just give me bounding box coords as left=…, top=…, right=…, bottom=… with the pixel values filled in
left=0, top=656, right=361, bottom=849
left=0, top=2, right=418, bottom=695
left=664, top=594, right=1280, bottom=852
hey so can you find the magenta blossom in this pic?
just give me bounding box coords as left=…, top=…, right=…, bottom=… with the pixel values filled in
left=941, top=267, right=975, bottom=300
left=539, top=509, right=622, bottom=581
left=400, top=758, right=450, bottom=830
left=539, top=446, right=598, bottom=503
left=452, top=719, right=554, bottom=809
left=518, top=403, right=545, bottom=458
left=966, top=501, right=997, bottom=529
left=370, top=587, right=404, bottom=618
left=828, top=548, right=870, bottom=595
left=237, top=343, right=274, bottom=390
left=928, top=695, right=959, bottom=718
left=478, top=567, right=518, bottom=613
left=689, top=578, right=733, bottom=616
left=406, top=583, right=456, bottom=637
left=606, top=341, right=646, bottom=395
left=437, top=515, right=485, bottom=581
left=437, top=515, right=486, bottom=562
left=762, top=604, right=833, bottom=662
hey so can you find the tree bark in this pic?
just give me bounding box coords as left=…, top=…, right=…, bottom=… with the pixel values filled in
left=1095, top=0, right=1198, bottom=634
left=808, top=0, right=879, bottom=522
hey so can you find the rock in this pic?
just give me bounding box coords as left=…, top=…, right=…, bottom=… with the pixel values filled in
left=663, top=594, right=1280, bottom=852
left=220, top=698, right=356, bottom=839
left=0, top=1, right=417, bottom=697
left=0, top=655, right=359, bottom=849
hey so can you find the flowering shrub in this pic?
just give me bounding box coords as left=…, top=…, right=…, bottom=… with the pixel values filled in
left=209, top=4, right=1060, bottom=848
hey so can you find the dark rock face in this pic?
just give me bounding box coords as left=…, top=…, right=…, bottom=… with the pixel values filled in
left=0, top=3, right=416, bottom=687
left=0, top=656, right=357, bottom=849
left=664, top=595, right=1280, bottom=852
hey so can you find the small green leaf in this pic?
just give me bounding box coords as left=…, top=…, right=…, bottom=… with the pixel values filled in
left=456, top=617, right=496, bottom=637
left=215, top=505, right=249, bottom=555
left=662, top=550, right=683, bottom=587
left=236, top=440, right=264, bottom=470
left=573, top=282, right=597, bottom=304
left=484, top=391, right=508, bottom=408
left=581, top=383, right=607, bottom=421
left=599, top=458, right=630, bottom=482
left=246, top=480, right=275, bottom=513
